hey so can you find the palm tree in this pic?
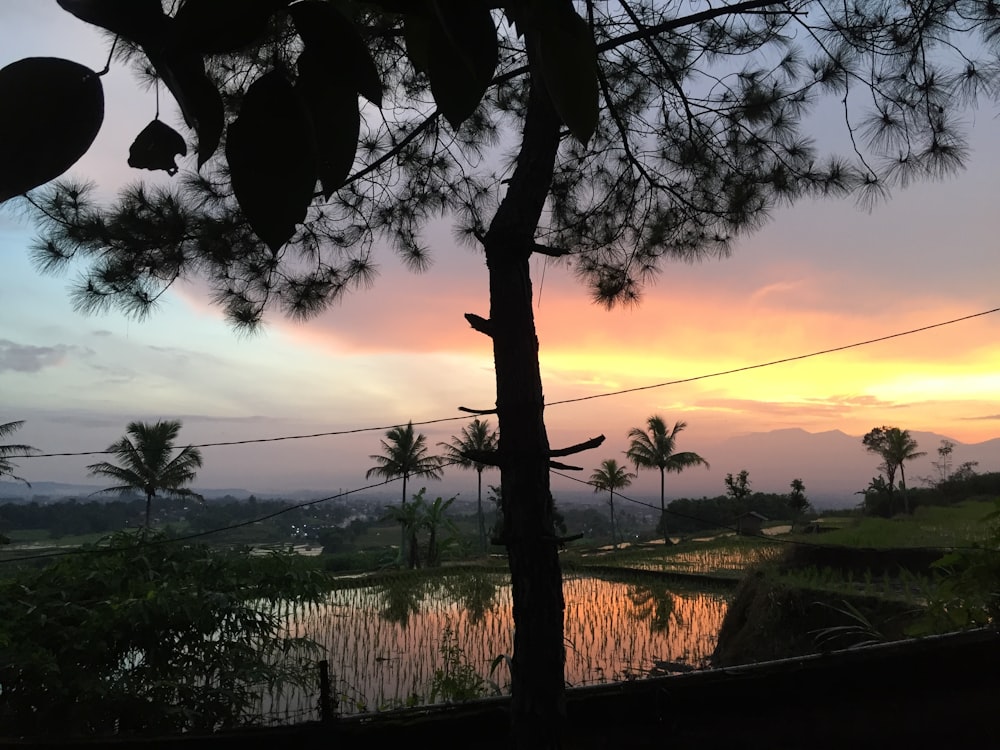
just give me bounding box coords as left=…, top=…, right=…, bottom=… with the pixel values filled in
left=438, top=418, right=498, bottom=555
left=87, top=419, right=203, bottom=528
left=885, top=428, right=926, bottom=514
left=626, top=417, right=709, bottom=545
left=862, top=426, right=927, bottom=514
left=589, top=458, right=636, bottom=549
left=421, top=493, right=459, bottom=567
left=367, top=421, right=443, bottom=560
left=382, top=491, right=426, bottom=569
left=0, top=420, right=40, bottom=486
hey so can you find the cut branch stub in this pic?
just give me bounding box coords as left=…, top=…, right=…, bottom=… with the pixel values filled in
left=0, top=57, right=104, bottom=203
left=226, top=70, right=317, bottom=252
left=532, top=242, right=572, bottom=257
left=549, top=435, right=605, bottom=458
left=464, top=312, right=493, bottom=336
left=548, top=461, right=583, bottom=471
left=458, top=406, right=498, bottom=415
left=128, top=119, right=187, bottom=175
left=462, top=448, right=501, bottom=467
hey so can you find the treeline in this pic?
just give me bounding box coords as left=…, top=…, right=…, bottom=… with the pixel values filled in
left=665, top=493, right=801, bottom=535
left=0, top=498, right=145, bottom=538
left=0, top=496, right=359, bottom=541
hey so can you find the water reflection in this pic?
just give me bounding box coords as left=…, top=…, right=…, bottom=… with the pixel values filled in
left=377, top=577, right=426, bottom=627
left=441, top=572, right=498, bottom=625
left=288, top=572, right=728, bottom=715
left=627, top=584, right=675, bottom=633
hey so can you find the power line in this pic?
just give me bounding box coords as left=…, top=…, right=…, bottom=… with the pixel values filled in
left=1, top=460, right=983, bottom=565
left=547, top=305, right=1000, bottom=407
left=10, top=305, right=999, bottom=460
left=0, top=461, right=466, bottom=565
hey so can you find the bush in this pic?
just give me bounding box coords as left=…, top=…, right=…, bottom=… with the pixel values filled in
left=0, top=531, right=327, bottom=737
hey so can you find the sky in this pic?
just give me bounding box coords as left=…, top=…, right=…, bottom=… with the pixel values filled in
left=2, top=2, right=999, bottom=501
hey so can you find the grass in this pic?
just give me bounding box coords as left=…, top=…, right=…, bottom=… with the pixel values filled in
left=4, top=528, right=111, bottom=546
left=568, top=534, right=783, bottom=579
left=789, top=500, right=997, bottom=549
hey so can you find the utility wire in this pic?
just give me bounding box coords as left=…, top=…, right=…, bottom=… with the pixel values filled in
left=9, top=305, right=999, bottom=460
left=0, top=461, right=466, bottom=565
left=547, top=305, right=1000, bottom=406
left=1, top=459, right=982, bottom=566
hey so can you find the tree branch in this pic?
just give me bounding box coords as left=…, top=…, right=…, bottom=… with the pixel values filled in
left=549, top=435, right=605, bottom=457
left=531, top=243, right=572, bottom=257
left=464, top=312, right=493, bottom=336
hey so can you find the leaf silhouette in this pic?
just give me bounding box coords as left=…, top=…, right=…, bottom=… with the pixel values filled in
left=173, top=0, right=291, bottom=54
left=535, top=6, right=599, bottom=145
left=128, top=119, right=187, bottom=175
left=426, top=2, right=498, bottom=129
left=144, top=45, right=223, bottom=168
left=226, top=70, right=317, bottom=252
left=296, top=50, right=360, bottom=199
left=0, top=57, right=104, bottom=203
left=290, top=0, right=383, bottom=107
left=56, top=0, right=168, bottom=44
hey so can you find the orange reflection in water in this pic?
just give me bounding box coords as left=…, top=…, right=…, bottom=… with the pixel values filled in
left=288, top=572, right=728, bottom=715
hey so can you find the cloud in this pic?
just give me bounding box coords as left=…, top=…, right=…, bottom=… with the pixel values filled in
left=962, top=414, right=1000, bottom=421
left=0, top=339, right=75, bottom=373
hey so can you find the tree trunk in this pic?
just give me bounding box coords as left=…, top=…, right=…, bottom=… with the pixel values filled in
left=483, top=68, right=564, bottom=748
left=660, top=468, right=669, bottom=545
left=477, top=467, right=486, bottom=555
left=609, top=491, right=618, bottom=549
left=145, top=491, right=153, bottom=528
left=900, top=465, right=909, bottom=515
left=400, top=473, right=408, bottom=564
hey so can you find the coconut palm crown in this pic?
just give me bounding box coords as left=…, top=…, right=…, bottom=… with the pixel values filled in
left=366, top=421, right=444, bottom=506
left=625, top=416, right=709, bottom=544
left=589, top=458, right=636, bottom=549
left=0, top=420, right=40, bottom=487
left=439, top=418, right=498, bottom=555
left=87, top=419, right=203, bottom=528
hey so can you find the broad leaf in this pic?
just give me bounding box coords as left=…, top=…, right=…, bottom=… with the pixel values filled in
left=127, top=119, right=187, bottom=175
left=297, top=50, right=360, bottom=199
left=426, top=1, right=497, bottom=129
left=173, top=0, right=291, bottom=54
left=289, top=0, right=383, bottom=107
left=535, top=6, right=599, bottom=145
left=226, top=70, right=317, bottom=252
left=144, top=45, right=224, bottom=168
left=403, top=13, right=431, bottom=75
left=0, top=57, right=104, bottom=203
left=56, top=0, right=168, bottom=45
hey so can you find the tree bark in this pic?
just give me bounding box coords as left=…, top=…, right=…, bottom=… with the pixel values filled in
left=477, top=467, right=487, bottom=555
left=483, top=68, right=565, bottom=747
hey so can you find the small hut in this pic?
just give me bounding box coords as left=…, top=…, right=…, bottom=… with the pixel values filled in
left=736, top=511, right=768, bottom=536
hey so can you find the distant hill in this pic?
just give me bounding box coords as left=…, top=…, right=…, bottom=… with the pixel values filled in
left=0, top=481, right=255, bottom=503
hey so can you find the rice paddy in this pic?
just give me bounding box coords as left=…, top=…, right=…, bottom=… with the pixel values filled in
left=275, top=569, right=729, bottom=718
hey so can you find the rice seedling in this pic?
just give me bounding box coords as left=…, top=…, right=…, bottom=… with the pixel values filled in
left=275, top=569, right=730, bottom=719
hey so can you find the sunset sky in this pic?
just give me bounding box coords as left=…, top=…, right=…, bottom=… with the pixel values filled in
left=2, top=2, right=998, bottom=500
